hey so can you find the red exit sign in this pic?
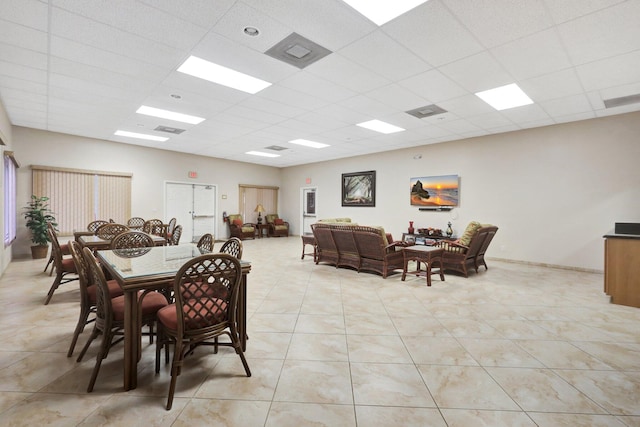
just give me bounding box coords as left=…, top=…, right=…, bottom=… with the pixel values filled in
left=188, top=171, right=197, bottom=178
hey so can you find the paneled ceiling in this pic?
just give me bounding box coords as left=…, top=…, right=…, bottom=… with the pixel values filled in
left=1, top=0, right=639, bottom=167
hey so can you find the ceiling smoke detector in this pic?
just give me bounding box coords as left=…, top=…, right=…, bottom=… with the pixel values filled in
left=265, top=32, right=332, bottom=69
left=406, top=104, right=448, bottom=119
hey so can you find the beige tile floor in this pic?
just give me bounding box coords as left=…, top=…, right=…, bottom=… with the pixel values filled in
left=0, top=236, right=639, bottom=426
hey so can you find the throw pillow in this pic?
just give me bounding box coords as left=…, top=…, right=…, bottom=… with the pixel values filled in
left=274, top=218, right=284, bottom=225
left=458, top=221, right=482, bottom=246
left=233, top=219, right=243, bottom=227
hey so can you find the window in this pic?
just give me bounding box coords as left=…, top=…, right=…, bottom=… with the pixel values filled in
left=31, top=166, right=132, bottom=234
left=239, top=185, right=278, bottom=223
left=3, top=151, right=18, bottom=246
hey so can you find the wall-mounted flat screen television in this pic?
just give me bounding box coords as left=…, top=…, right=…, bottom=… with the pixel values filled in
left=410, top=174, right=459, bottom=207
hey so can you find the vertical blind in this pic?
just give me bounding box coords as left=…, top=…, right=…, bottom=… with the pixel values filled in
left=239, top=185, right=278, bottom=223
left=32, top=166, right=132, bottom=235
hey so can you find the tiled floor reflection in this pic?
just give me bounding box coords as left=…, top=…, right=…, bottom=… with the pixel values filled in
left=1, top=236, right=639, bottom=426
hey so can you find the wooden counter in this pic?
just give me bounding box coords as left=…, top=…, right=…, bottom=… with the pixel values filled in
left=604, top=232, right=640, bottom=308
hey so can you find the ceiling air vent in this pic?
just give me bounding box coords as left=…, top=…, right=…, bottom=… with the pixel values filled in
left=265, top=145, right=288, bottom=151
left=603, top=93, right=640, bottom=109
left=154, top=125, right=186, bottom=134
left=406, top=104, right=448, bottom=119
left=265, top=32, right=332, bottom=69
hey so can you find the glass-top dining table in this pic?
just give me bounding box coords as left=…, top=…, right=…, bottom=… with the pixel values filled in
left=96, top=244, right=251, bottom=391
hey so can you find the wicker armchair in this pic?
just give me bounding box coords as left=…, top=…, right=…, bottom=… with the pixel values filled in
left=437, top=224, right=498, bottom=277
left=227, top=214, right=256, bottom=240
left=265, top=214, right=289, bottom=237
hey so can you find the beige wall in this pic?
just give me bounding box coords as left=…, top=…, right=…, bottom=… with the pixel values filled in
left=6, top=110, right=640, bottom=272
left=0, top=101, right=13, bottom=273
left=11, top=126, right=282, bottom=258
left=280, top=112, right=640, bottom=272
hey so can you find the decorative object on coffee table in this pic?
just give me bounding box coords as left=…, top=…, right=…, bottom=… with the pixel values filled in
left=408, top=221, right=414, bottom=234
left=446, top=221, right=453, bottom=237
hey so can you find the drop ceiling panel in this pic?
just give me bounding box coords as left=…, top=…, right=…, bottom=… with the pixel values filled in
left=399, top=69, right=467, bottom=104
left=223, top=104, right=288, bottom=125
left=0, top=0, right=49, bottom=30
left=52, top=0, right=209, bottom=50
left=138, top=0, right=235, bottom=28
left=438, top=94, right=495, bottom=118
left=50, top=7, right=186, bottom=69
left=519, top=69, right=585, bottom=102
left=366, top=84, right=430, bottom=111
left=160, top=72, right=252, bottom=106
left=306, top=53, right=390, bottom=94
left=491, top=28, right=572, bottom=81
left=444, top=0, right=554, bottom=48
left=437, top=52, right=513, bottom=93
left=383, top=0, right=483, bottom=67
left=338, top=30, right=431, bottom=81
left=576, top=50, right=640, bottom=92
left=0, top=43, right=48, bottom=70
left=0, top=74, right=47, bottom=95
left=0, top=60, right=47, bottom=85
left=258, top=85, right=329, bottom=111
left=277, top=72, right=356, bottom=103
left=540, top=94, right=593, bottom=117
left=542, top=0, right=626, bottom=24
left=557, top=1, right=640, bottom=66
left=0, top=19, right=48, bottom=53
left=500, top=104, right=552, bottom=124
left=338, top=95, right=397, bottom=118
left=239, top=96, right=303, bottom=119
left=466, top=112, right=514, bottom=130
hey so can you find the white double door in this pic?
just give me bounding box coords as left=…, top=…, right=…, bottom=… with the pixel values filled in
left=165, top=182, right=217, bottom=243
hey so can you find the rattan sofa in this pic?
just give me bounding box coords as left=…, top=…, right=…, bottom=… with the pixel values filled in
left=310, top=223, right=403, bottom=278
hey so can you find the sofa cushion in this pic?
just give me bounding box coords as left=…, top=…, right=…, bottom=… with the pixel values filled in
left=459, top=221, right=482, bottom=246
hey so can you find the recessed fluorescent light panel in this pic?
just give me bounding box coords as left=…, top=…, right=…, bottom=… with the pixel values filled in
left=178, top=55, right=272, bottom=94
left=136, top=105, right=204, bottom=125
left=114, top=130, right=168, bottom=142
left=246, top=151, right=280, bottom=158
left=357, top=119, right=405, bottom=134
left=342, top=0, right=429, bottom=25
left=289, top=139, right=330, bottom=148
left=475, top=83, right=534, bottom=111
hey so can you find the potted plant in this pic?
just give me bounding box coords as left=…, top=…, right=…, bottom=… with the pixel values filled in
left=23, top=195, right=57, bottom=259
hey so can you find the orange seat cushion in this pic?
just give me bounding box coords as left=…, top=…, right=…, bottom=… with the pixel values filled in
left=61, top=257, right=77, bottom=273
left=86, top=280, right=124, bottom=304
left=110, top=291, right=168, bottom=321
left=157, top=298, right=227, bottom=330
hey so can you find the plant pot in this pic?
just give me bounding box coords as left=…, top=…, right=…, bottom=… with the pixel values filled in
left=31, top=245, right=49, bottom=259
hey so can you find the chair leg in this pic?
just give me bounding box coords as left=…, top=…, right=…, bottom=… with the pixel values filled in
left=166, top=340, right=184, bottom=410
left=76, top=327, right=99, bottom=362
left=87, top=329, right=113, bottom=393
left=67, top=306, right=92, bottom=357
left=44, top=254, right=53, bottom=273
left=44, top=271, right=63, bottom=305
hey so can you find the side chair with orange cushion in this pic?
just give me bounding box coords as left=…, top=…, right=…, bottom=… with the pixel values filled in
left=265, top=214, right=289, bottom=237
left=44, top=223, right=78, bottom=305
left=437, top=222, right=499, bottom=277
left=227, top=214, right=256, bottom=240
left=155, top=253, right=251, bottom=410
left=67, top=240, right=124, bottom=357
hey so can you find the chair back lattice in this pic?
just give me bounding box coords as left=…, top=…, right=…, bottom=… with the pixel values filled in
left=87, top=220, right=108, bottom=234
left=174, top=254, right=242, bottom=334
left=170, top=225, right=183, bottom=246
left=127, top=217, right=145, bottom=230
left=47, top=223, right=64, bottom=270
left=110, top=231, right=154, bottom=249
left=167, top=218, right=177, bottom=235
left=96, top=223, right=130, bottom=240
left=143, top=219, right=164, bottom=236
left=219, top=237, right=243, bottom=259
left=197, top=233, right=214, bottom=252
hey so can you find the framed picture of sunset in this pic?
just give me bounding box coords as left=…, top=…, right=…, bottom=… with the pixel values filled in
left=410, top=174, right=459, bottom=207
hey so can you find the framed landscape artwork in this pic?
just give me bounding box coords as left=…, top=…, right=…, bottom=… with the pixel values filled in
left=410, top=174, right=459, bottom=207
left=342, top=170, right=376, bottom=207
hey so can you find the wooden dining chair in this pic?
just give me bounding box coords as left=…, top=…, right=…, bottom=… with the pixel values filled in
left=143, top=219, right=165, bottom=237
left=110, top=231, right=154, bottom=249
left=219, top=237, right=243, bottom=259
left=67, top=240, right=124, bottom=357
left=127, top=217, right=145, bottom=230
left=169, top=225, right=182, bottom=246
left=165, top=218, right=177, bottom=244
left=155, top=253, right=251, bottom=410
left=77, top=247, right=168, bottom=392
left=87, top=220, right=109, bottom=234
left=44, top=223, right=78, bottom=305
left=44, top=225, right=70, bottom=275
left=197, top=233, right=214, bottom=252
left=95, top=223, right=129, bottom=240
